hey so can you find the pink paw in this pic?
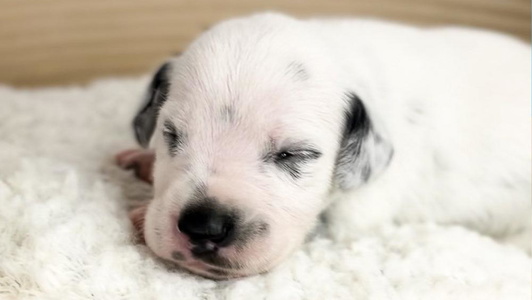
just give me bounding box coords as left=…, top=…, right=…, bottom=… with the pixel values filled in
left=115, top=148, right=155, bottom=184
left=128, top=204, right=148, bottom=243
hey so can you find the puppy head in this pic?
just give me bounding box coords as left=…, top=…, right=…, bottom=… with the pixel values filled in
left=132, top=14, right=393, bottom=279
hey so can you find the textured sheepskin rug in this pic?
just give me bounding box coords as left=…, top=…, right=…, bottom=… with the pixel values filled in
left=0, top=77, right=530, bottom=300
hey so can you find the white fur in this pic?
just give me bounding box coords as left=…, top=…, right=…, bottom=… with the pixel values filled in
left=0, top=13, right=530, bottom=298
left=0, top=74, right=530, bottom=299
left=142, top=13, right=531, bottom=277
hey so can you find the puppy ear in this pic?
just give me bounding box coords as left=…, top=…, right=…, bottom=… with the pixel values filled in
left=133, top=62, right=172, bottom=147
left=334, top=92, right=394, bottom=190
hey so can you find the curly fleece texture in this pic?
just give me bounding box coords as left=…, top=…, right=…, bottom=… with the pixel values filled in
left=0, top=78, right=530, bottom=300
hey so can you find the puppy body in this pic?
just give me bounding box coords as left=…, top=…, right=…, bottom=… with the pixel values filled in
left=312, top=18, right=532, bottom=243
left=122, top=13, right=531, bottom=278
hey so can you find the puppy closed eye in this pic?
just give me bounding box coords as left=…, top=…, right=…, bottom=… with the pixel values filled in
left=273, top=149, right=321, bottom=179
left=162, top=121, right=183, bottom=156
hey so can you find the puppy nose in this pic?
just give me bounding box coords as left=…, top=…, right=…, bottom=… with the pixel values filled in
left=178, top=205, right=234, bottom=246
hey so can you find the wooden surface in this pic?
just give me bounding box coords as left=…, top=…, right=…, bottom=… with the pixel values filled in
left=0, top=0, right=529, bottom=87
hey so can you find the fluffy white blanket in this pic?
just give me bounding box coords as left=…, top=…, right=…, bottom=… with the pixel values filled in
left=0, top=78, right=529, bottom=300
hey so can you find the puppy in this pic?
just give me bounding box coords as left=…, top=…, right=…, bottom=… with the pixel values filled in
left=116, top=13, right=531, bottom=279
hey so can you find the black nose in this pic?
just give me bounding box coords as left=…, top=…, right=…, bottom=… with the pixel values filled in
left=178, top=205, right=235, bottom=247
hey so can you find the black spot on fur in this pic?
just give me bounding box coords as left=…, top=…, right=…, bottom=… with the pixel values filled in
left=334, top=92, right=394, bottom=190
left=335, top=93, right=371, bottom=181
left=221, top=105, right=236, bottom=123
left=287, top=61, right=310, bottom=81
left=342, top=92, right=371, bottom=138
left=133, top=62, right=172, bottom=147
left=172, top=251, right=185, bottom=261
left=232, top=220, right=269, bottom=249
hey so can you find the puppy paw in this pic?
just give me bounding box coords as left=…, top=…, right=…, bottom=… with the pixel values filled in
left=115, top=149, right=155, bottom=183
left=129, top=204, right=148, bottom=244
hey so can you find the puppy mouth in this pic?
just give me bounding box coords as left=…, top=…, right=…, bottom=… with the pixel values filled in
left=158, top=249, right=247, bottom=279
left=190, top=247, right=243, bottom=269
left=184, top=264, right=249, bottom=280
left=173, top=233, right=252, bottom=278
left=128, top=205, right=255, bottom=279
left=169, top=248, right=250, bottom=279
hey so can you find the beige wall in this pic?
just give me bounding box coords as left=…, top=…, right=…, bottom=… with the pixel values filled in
left=0, top=0, right=529, bottom=87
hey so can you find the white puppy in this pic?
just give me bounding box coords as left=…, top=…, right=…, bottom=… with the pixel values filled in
left=116, top=13, right=531, bottom=279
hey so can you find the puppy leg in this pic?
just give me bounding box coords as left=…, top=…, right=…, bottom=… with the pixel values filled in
left=115, top=149, right=155, bottom=183
left=128, top=204, right=148, bottom=243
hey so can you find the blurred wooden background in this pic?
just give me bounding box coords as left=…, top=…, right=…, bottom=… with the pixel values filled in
left=0, top=0, right=529, bottom=87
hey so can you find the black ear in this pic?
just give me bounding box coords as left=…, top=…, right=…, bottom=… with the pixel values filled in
left=133, top=62, right=172, bottom=147
left=334, top=92, right=394, bottom=190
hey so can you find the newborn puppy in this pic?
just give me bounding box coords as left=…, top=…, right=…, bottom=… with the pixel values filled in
left=116, top=13, right=531, bottom=279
